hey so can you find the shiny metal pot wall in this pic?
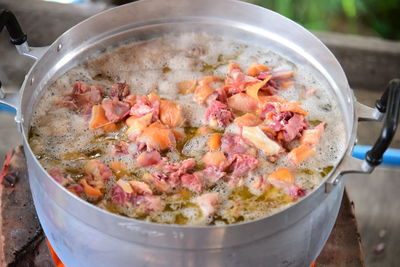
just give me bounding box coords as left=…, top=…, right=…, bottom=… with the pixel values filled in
left=1, top=0, right=398, bottom=266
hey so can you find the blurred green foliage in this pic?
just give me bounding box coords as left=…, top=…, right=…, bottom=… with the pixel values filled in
left=255, top=0, right=400, bottom=40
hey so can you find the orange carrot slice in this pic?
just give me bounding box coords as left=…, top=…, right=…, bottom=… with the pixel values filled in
left=197, top=126, right=214, bottom=135
left=117, top=179, right=133, bottom=193
left=247, top=63, right=270, bottom=77
left=123, top=94, right=136, bottom=106
left=89, top=105, right=108, bottom=129
left=125, top=115, right=139, bottom=128
left=258, top=95, right=287, bottom=104
left=272, top=70, right=294, bottom=80
left=194, top=76, right=220, bottom=104
left=234, top=113, right=262, bottom=127
left=148, top=120, right=168, bottom=129
left=89, top=105, right=116, bottom=132
left=228, top=62, right=242, bottom=72
left=126, top=113, right=153, bottom=140
left=103, top=123, right=117, bottom=132
left=194, top=86, right=214, bottom=104
left=84, top=159, right=112, bottom=181
left=147, top=92, right=160, bottom=103
left=177, top=80, right=197, bottom=94
left=129, top=180, right=153, bottom=195
left=110, top=161, right=124, bottom=172
left=139, top=126, right=175, bottom=150
left=260, top=126, right=277, bottom=137
left=172, top=129, right=186, bottom=142
left=280, top=80, right=294, bottom=89
left=227, top=93, right=258, bottom=113
left=202, top=151, right=227, bottom=167
left=110, top=161, right=127, bottom=179
left=159, top=99, right=183, bottom=127
left=246, top=79, right=270, bottom=100
left=280, top=103, right=308, bottom=116
left=300, top=122, right=325, bottom=146
left=81, top=179, right=103, bottom=198
left=207, top=133, right=222, bottom=151
left=288, top=145, right=316, bottom=164
left=276, top=131, right=284, bottom=142
left=268, top=168, right=294, bottom=183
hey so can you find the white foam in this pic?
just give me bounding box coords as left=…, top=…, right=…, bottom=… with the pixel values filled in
left=30, top=32, right=346, bottom=225
left=181, top=134, right=210, bottom=159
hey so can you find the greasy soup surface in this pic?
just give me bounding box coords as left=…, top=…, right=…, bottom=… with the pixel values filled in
left=29, top=33, right=345, bottom=225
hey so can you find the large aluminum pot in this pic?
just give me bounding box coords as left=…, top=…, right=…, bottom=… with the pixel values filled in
left=0, top=1, right=399, bottom=266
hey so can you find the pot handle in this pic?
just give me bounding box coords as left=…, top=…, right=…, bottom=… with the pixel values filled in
left=0, top=9, right=25, bottom=112
left=1, top=9, right=49, bottom=112
left=1, top=9, right=48, bottom=60
left=0, top=9, right=27, bottom=45
left=365, top=79, right=400, bottom=166
left=326, top=79, right=400, bottom=192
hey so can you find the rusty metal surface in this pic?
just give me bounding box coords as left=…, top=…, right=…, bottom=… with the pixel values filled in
left=0, top=146, right=54, bottom=267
